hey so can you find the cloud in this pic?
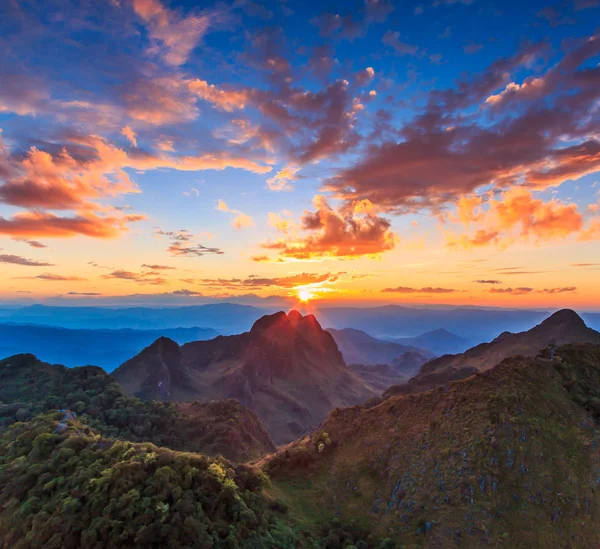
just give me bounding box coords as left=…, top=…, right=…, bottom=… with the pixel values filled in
left=0, top=254, right=54, bottom=267
left=324, top=37, right=600, bottom=212
left=538, top=287, right=577, bottom=294
left=382, top=31, right=418, bottom=56
left=261, top=195, right=398, bottom=260
left=101, top=269, right=166, bottom=285
left=381, top=286, right=458, bottom=293
left=68, top=292, right=103, bottom=296
left=194, top=272, right=339, bottom=290
left=121, top=126, right=137, bottom=147
left=251, top=255, right=271, bottom=262
left=216, top=200, right=255, bottom=229
left=489, top=287, right=534, bottom=295
left=188, top=79, right=251, bottom=111
left=167, top=241, right=224, bottom=257
left=0, top=211, right=144, bottom=239
left=475, top=279, right=501, bottom=284
left=24, top=273, right=87, bottom=281
left=13, top=239, right=48, bottom=249
left=266, top=165, right=299, bottom=191
left=446, top=188, right=584, bottom=250
left=355, top=67, right=375, bottom=86
left=141, top=264, right=175, bottom=270
left=132, top=0, right=213, bottom=66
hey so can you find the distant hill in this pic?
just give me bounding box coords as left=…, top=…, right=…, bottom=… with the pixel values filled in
left=386, top=328, right=470, bottom=356
left=0, top=353, right=274, bottom=462
left=263, top=342, right=600, bottom=547
left=386, top=309, right=600, bottom=397
left=317, top=305, right=554, bottom=343
left=0, top=324, right=218, bottom=371
left=114, top=311, right=374, bottom=444
left=327, top=327, right=433, bottom=367
left=0, top=303, right=270, bottom=333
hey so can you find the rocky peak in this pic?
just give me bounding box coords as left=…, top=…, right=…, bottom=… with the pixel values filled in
left=539, top=309, right=587, bottom=331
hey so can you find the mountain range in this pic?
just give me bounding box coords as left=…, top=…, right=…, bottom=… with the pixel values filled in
left=0, top=323, right=218, bottom=370
left=113, top=310, right=374, bottom=444
left=386, top=309, right=600, bottom=397
left=384, top=328, right=470, bottom=356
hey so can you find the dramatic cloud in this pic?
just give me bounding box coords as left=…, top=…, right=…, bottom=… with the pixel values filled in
left=446, top=188, right=584, bottom=249
left=325, top=37, right=600, bottom=212
left=0, top=254, right=54, bottom=267
left=381, top=286, right=458, bottom=293
left=266, top=165, right=299, bottom=191
left=261, top=195, right=397, bottom=260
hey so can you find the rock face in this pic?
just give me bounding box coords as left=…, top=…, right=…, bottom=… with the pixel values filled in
left=385, top=309, right=600, bottom=397
left=113, top=311, right=374, bottom=444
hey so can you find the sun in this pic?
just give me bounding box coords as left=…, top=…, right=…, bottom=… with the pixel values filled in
left=297, top=289, right=314, bottom=302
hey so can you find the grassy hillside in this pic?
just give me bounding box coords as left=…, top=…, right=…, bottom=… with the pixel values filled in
left=263, top=343, right=600, bottom=548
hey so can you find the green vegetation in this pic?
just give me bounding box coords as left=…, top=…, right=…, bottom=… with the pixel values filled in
left=0, top=413, right=389, bottom=548
left=0, top=354, right=273, bottom=461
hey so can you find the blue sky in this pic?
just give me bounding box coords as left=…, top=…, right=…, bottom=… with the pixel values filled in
left=0, top=0, right=599, bottom=308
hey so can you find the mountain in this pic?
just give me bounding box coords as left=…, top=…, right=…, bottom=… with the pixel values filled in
left=0, top=323, right=218, bottom=371
left=0, top=303, right=270, bottom=333
left=386, top=309, right=600, bottom=397
left=263, top=342, right=600, bottom=547
left=327, top=327, right=433, bottom=368
left=114, top=311, right=375, bottom=444
left=317, top=305, right=554, bottom=344
left=0, top=353, right=274, bottom=462
left=387, top=328, right=470, bottom=356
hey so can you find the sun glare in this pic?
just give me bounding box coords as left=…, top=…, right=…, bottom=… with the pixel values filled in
left=297, top=289, right=314, bottom=302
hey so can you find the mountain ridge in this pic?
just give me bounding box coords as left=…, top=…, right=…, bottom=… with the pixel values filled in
left=113, top=310, right=374, bottom=444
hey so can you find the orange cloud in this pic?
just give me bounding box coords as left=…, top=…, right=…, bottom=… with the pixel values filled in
left=446, top=188, right=583, bottom=249
left=121, top=126, right=137, bottom=147
left=216, top=200, right=255, bottom=229
left=261, top=194, right=398, bottom=260
left=188, top=79, right=250, bottom=111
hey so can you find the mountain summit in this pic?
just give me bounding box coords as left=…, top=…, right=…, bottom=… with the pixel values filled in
left=113, top=310, right=374, bottom=443
left=386, top=309, right=600, bottom=397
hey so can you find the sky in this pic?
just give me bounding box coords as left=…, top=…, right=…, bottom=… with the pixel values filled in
left=0, top=0, right=599, bottom=310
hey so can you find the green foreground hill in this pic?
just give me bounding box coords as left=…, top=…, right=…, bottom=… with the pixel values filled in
left=0, top=354, right=275, bottom=462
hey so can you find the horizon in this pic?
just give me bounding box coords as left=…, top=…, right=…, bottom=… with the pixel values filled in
left=1, top=0, right=600, bottom=309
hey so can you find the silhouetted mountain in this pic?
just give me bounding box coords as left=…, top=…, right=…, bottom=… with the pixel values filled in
left=114, top=311, right=374, bottom=444
left=387, top=328, right=470, bottom=355
left=0, top=353, right=274, bottom=461
left=327, top=327, right=433, bottom=368
left=263, top=342, right=600, bottom=546
left=386, top=309, right=600, bottom=397
left=0, top=303, right=271, bottom=333
left=0, top=323, right=218, bottom=370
